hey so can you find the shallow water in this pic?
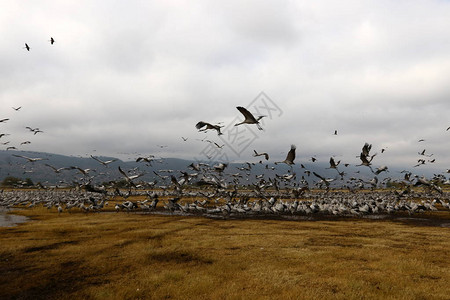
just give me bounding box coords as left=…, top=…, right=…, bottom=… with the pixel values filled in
left=0, top=208, right=29, bottom=227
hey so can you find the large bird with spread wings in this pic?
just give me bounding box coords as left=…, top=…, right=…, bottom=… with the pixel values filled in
left=234, top=106, right=265, bottom=130
left=275, top=145, right=296, bottom=165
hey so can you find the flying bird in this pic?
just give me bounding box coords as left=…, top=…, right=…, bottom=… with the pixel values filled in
left=45, top=164, right=71, bottom=173
left=90, top=155, right=117, bottom=167
left=195, top=121, right=223, bottom=135
left=136, top=156, right=155, bottom=164
left=312, top=172, right=332, bottom=187
left=25, top=127, right=43, bottom=134
left=118, top=166, right=144, bottom=186
left=253, top=150, right=269, bottom=160
left=357, top=143, right=376, bottom=170
left=24, top=43, right=30, bottom=51
left=234, top=106, right=265, bottom=130
left=49, top=37, right=55, bottom=44
left=12, top=154, right=47, bottom=163
left=12, top=106, right=22, bottom=111
left=275, top=145, right=296, bottom=165
left=328, top=157, right=341, bottom=169
left=0, top=119, right=9, bottom=123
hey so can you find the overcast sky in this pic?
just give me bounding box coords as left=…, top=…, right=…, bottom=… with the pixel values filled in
left=1, top=0, right=450, bottom=174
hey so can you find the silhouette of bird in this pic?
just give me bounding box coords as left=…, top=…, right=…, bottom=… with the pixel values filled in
left=25, top=127, right=43, bottom=134
left=235, top=107, right=265, bottom=130
left=12, top=106, right=21, bottom=111
left=49, top=37, right=55, bottom=44
left=24, top=43, right=30, bottom=51
left=253, top=150, right=269, bottom=160
left=328, top=157, right=340, bottom=169
left=45, top=164, right=71, bottom=173
left=136, top=156, right=155, bottom=165
left=312, top=171, right=331, bottom=187
left=195, top=121, right=223, bottom=135
left=0, top=119, right=9, bottom=123
left=90, top=155, right=117, bottom=167
left=118, top=166, right=144, bottom=186
left=275, top=145, right=296, bottom=165
left=12, top=154, right=47, bottom=163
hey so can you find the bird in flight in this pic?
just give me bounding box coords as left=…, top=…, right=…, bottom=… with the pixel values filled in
left=90, top=155, right=117, bottom=167
left=49, top=37, right=55, bottom=45
left=45, top=164, right=71, bottom=173
left=253, top=150, right=269, bottom=160
left=328, top=157, right=340, bottom=169
left=357, top=143, right=376, bottom=169
left=275, top=145, right=296, bottom=165
left=235, top=106, right=265, bottom=130
left=0, top=118, right=9, bottom=123
left=25, top=127, right=44, bottom=135
left=195, top=121, right=224, bottom=135
left=12, top=154, right=47, bottom=163
left=12, top=106, right=22, bottom=111
left=24, top=43, right=30, bottom=51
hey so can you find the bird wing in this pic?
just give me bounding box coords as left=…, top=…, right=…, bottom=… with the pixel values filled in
left=90, top=155, right=104, bottom=164
left=313, top=172, right=326, bottom=181
left=118, top=166, right=130, bottom=179
left=236, top=106, right=257, bottom=122
left=329, top=157, right=335, bottom=167
left=285, top=145, right=296, bottom=163
left=195, top=121, right=207, bottom=130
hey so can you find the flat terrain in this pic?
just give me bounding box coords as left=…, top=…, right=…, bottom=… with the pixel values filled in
left=1, top=207, right=449, bottom=300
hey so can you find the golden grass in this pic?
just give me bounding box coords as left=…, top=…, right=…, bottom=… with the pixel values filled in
left=1, top=207, right=449, bottom=300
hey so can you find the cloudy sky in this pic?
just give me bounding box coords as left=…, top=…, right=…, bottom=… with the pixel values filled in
left=1, top=0, right=450, bottom=173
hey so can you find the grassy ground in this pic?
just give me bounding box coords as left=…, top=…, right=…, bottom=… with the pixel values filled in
left=1, top=207, right=449, bottom=300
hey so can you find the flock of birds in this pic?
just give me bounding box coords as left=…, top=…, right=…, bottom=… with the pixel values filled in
left=1, top=37, right=450, bottom=219
left=0, top=184, right=449, bottom=219
left=1, top=104, right=450, bottom=219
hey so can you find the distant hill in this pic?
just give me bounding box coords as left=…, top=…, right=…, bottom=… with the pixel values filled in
left=0, top=150, right=442, bottom=188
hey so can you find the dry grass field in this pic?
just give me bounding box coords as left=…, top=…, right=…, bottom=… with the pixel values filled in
left=1, top=206, right=449, bottom=300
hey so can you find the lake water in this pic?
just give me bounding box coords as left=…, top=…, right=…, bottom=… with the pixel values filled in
left=0, top=208, right=29, bottom=227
